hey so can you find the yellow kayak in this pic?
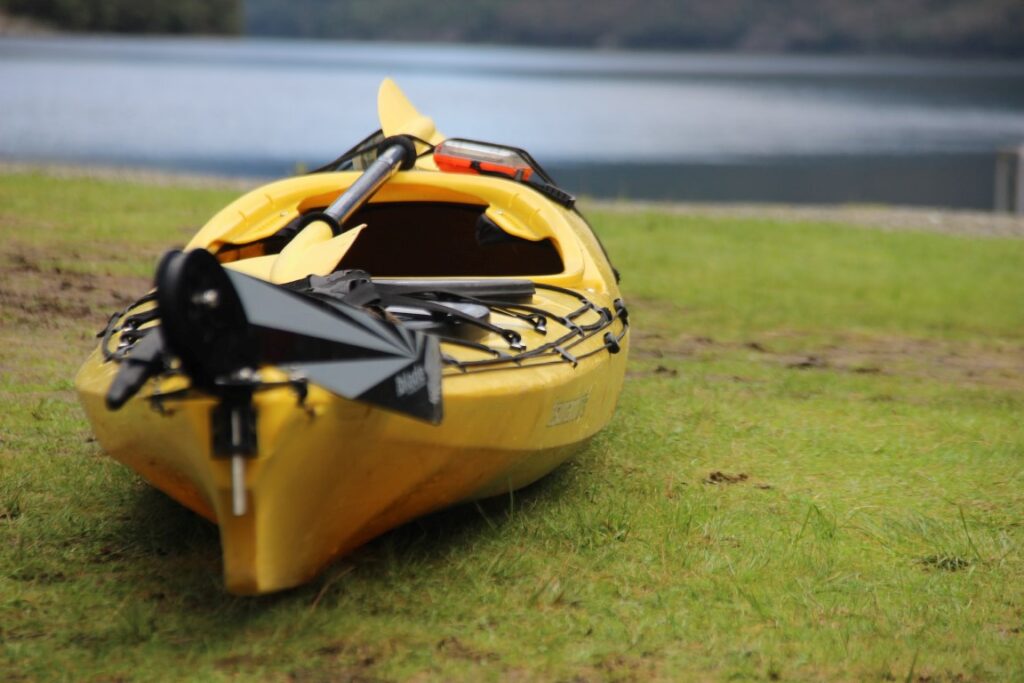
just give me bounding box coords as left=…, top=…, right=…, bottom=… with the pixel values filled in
left=75, top=79, right=629, bottom=595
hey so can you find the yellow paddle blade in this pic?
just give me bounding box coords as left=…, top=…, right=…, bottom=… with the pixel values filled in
left=378, top=78, right=445, bottom=169
left=269, top=223, right=367, bottom=284
left=223, top=253, right=277, bottom=280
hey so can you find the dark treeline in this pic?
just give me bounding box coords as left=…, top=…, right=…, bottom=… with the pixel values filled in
left=0, top=0, right=240, bottom=34
left=245, top=0, right=1024, bottom=57
left=3, top=0, right=1022, bottom=57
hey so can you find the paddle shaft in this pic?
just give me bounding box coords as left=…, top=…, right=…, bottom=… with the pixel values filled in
left=323, top=139, right=413, bottom=228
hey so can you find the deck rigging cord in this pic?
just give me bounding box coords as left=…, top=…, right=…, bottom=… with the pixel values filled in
left=100, top=276, right=628, bottom=377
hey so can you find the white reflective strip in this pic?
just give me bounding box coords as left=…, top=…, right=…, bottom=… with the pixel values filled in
left=231, top=455, right=246, bottom=516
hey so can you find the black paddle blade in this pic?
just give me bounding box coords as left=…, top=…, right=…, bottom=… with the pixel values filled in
left=154, top=249, right=443, bottom=424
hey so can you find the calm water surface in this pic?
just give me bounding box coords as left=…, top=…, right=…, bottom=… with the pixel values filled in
left=2, top=36, right=1023, bottom=207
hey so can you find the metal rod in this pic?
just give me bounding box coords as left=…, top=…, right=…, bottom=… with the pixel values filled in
left=323, top=142, right=411, bottom=227
left=232, top=455, right=247, bottom=516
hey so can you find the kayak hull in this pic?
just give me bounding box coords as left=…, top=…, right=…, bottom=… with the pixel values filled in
left=77, top=330, right=626, bottom=594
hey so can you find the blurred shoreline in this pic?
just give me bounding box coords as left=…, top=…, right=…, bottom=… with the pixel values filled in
left=3, top=159, right=1021, bottom=239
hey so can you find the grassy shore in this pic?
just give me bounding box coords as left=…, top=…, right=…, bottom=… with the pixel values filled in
left=1, top=170, right=1023, bottom=681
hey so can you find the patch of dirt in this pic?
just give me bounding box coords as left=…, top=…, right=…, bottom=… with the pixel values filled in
left=288, top=640, right=386, bottom=683
left=703, top=374, right=758, bottom=384
left=90, top=545, right=126, bottom=564
left=436, top=635, right=498, bottom=663
left=780, top=337, right=1024, bottom=390
left=586, top=652, right=661, bottom=682
left=627, top=362, right=681, bottom=379
left=704, top=471, right=748, bottom=484
left=630, top=333, right=728, bottom=363
left=913, top=673, right=972, bottom=683
left=631, top=330, right=1024, bottom=391
left=0, top=245, right=149, bottom=330
left=917, top=554, right=973, bottom=572
left=0, top=499, right=21, bottom=520
left=215, top=653, right=269, bottom=672
left=703, top=471, right=774, bottom=489
left=785, top=355, right=828, bottom=369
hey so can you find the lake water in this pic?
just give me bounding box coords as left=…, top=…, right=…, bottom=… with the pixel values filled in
left=2, top=36, right=1023, bottom=208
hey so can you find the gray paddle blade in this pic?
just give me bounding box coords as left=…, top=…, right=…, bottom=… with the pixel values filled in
left=155, top=249, right=442, bottom=423
left=290, top=331, right=443, bottom=424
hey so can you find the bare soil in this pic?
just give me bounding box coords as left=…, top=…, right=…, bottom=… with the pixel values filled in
left=0, top=244, right=148, bottom=329
left=631, top=328, right=1024, bottom=391
left=0, top=242, right=151, bottom=386
left=704, top=471, right=749, bottom=484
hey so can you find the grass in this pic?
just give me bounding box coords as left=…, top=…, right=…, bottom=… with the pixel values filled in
left=1, top=171, right=1023, bottom=681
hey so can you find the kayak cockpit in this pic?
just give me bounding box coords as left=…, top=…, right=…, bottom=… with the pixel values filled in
left=190, top=169, right=591, bottom=288
left=215, top=200, right=564, bottom=278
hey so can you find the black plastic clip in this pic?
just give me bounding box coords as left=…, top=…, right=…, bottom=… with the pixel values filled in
left=604, top=332, right=622, bottom=354
left=554, top=346, right=579, bottom=367
left=614, top=299, right=629, bottom=324
left=503, top=330, right=526, bottom=351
